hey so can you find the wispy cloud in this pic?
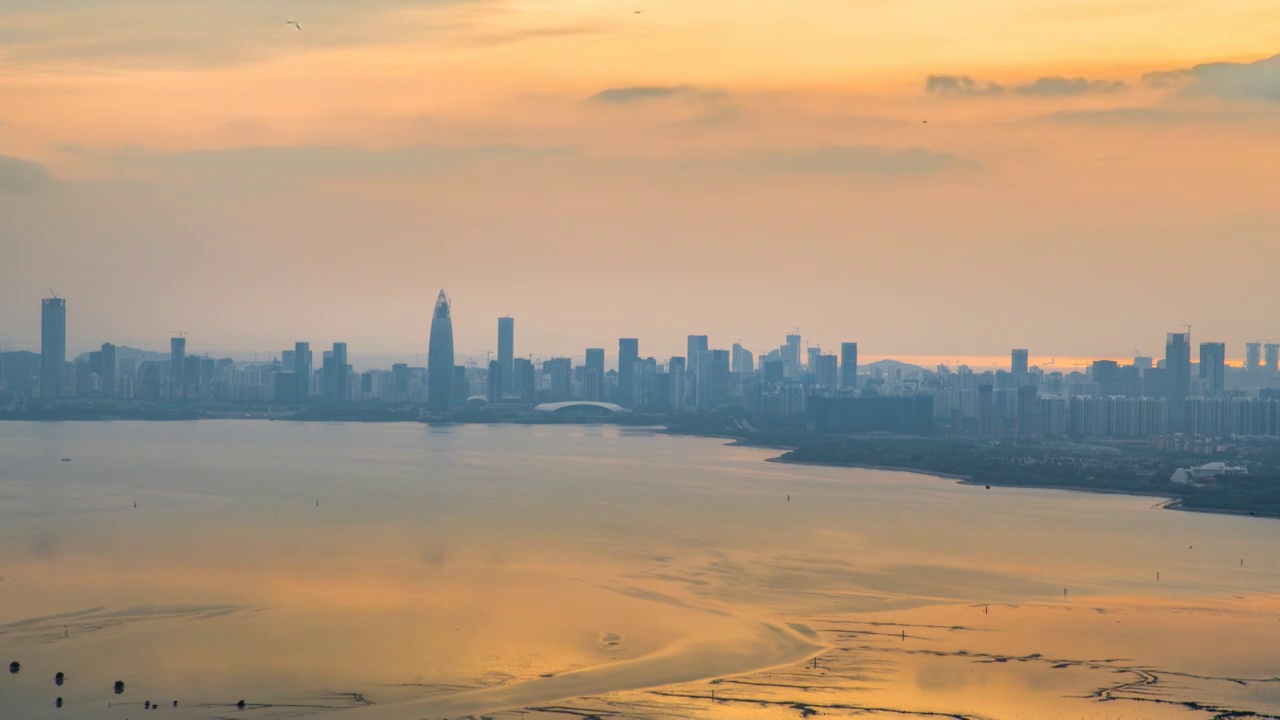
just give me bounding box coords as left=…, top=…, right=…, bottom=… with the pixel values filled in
left=1143, top=53, right=1280, bottom=103
left=0, top=154, right=52, bottom=192
left=589, top=85, right=726, bottom=104
left=104, top=142, right=576, bottom=181
left=926, top=74, right=1126, bottom=97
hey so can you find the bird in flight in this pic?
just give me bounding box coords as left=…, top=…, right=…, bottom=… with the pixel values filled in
left=634, top=9, right=644, bottom=13
left=285, top=20, right=301, bottom=30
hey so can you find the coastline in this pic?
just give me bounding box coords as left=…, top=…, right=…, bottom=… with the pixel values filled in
left=4, top=414, right=1276, bottom=521
left=763, top=450, right=1280, bottom=520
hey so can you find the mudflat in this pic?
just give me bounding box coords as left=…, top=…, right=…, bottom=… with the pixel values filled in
left=1, top=421, right=1277, bottom=719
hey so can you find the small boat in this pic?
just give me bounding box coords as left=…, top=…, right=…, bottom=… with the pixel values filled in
left=60, top=458, right=71, bottom=462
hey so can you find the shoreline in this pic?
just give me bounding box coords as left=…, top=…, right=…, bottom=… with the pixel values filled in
left=4, top=415, right=1275, bottom=521
left=764, top=452, right=1280, bottom=520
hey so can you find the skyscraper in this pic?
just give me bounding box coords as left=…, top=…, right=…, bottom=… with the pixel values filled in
left=686, top=335, right=708, bottom=405
left=488, top=360, right=503, bottom=403
left=668, top=356, right=686, bottom=411
left=40, top=297, right=66, bottom=399
left=1165, top=332, right=1191, bottom=431
left=514, top=357, right=535, bottom=403
left=498, top=317, right=514, bottom=395
left=294, top=342, right=312, bottom=400
left=1266, top=344, right=1279, bottom=373
left=784, top=334, right=801, bottom=377
left=1199, top=342, right=1226, bottom=395
left=1246, top=343, right=1262, bottom=371
left=99, top=342, right=117, bottom=398
left=815, top=354, right=838, bottom=390
left=840, top=342, right=858, bottom=390
left=325, top=342, right=349, bottom=402
left=618, top=338, right=639, bottom=407
left=544, top=357, right=572, bottom=402
left=584, top=348, right=605, bottom=401
left=1011, top=349, right=1029, bottom=384
left=731, top=343, right=752, bottom=374
left=428, top=290, right=455, bottom=411
left=170, top=336, right=186, bottom=400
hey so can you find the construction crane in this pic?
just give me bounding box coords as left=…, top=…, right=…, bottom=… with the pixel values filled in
left=48, top=286, right=58, bottom=299
left=168, top=330, right=187, bottom=339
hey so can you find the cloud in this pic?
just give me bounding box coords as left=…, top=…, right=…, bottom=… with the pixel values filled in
left=589, top=85, right=725, bottom=104
left=927, top=74, right=1126, bottom=97
left=102, top=143, right=576, bottom=182
left=470, top=23, right=604, bottom=47
left=1143, top=54, right=1280, bottom=103
left=1014, top=77, right=1127, bottom=96
left=925, top=75, right=1005, bottom=96
left=0, top=155, right=53, bottom=192
left=749, top=145, right=962, bottom=175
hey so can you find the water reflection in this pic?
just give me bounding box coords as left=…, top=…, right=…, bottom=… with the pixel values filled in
left=0, top=421, right=1277, bottom=719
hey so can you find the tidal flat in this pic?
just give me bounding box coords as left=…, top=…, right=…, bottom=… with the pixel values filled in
left=1, top=421, right=1277, bottom=719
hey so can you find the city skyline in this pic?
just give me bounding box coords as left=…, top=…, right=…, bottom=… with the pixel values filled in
left=2, top=4, right=1279, bottom=360
left=1, top=291, right=1272, bottom=373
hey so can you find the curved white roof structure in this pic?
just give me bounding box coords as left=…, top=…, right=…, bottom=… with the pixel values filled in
left=533, top=401, right=629, bottom=414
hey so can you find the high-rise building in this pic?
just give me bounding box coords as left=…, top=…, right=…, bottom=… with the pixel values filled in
left=544, top=357, right=572, bottom=402
left=514, top=357, right=536, bottom=403
left=584, top=348, right=605, bottom=401
left=840, top=342, right=858, bottom=390
left=1165, top=332, right=1191, bottom=431
left=452, top=365, right=467, bottom=407
left=632, top=357, right=658, bottom=409
left=1246, top=343, right=1262, bottom=371
left=784, top=334, right=802, bottom=377
left=668, top=356, right=686, bottom=411
left=1011, top=349, right=1029, bottom=383
left=97, top=342, right=117, bottom=398
left=806, top=347, right=821, bottom=376
left=40, top=297, right=67, bottom=399
left=170, top=336, right=186, bottom=400
left=686, top=335, right=708, bottom=404
left=488, top=360, right=503, bottom=403
left=1016, top=384, right=1039, bottom=438
left=1199, top=342, right=1226, bottom=395
left=815, top=354, right=838, bottom=390
left=693, top=349, right=715, bottom=409
left=294, top=342, right=312, bottom=400
left=427, top=290, right=455, bottom=412
left=731, top=343, right=753, bottom=374
left=183, top=355, right=201, bottom=398
left=392, top=363, right=410, bottom=396
left=324, top=342, right=349, bottom=402
left=618, top=338, right=639, bottom=407
left=1266, top=344, right=1279, bottom=373
left=498, top=317, right=514, bottom=395
left=138, top=362, right=162, bottom=400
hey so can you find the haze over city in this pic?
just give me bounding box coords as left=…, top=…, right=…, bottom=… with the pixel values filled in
left=2, top=1, right=1279, bottom=358
left=4, top=3, right=1280, bottom=720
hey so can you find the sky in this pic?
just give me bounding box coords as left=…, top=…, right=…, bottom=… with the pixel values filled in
left=1, top=0, right=1278, bottom=366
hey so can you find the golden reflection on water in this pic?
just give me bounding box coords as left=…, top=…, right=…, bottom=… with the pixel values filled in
left=1, top=421, right=1278, bottom=719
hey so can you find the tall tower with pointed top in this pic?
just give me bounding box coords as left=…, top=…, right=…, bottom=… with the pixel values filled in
left=428, top=290, right=455, bottom=411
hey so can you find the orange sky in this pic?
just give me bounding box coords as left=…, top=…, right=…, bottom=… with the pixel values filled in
left=1, top=0, right=1278, bottom=362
